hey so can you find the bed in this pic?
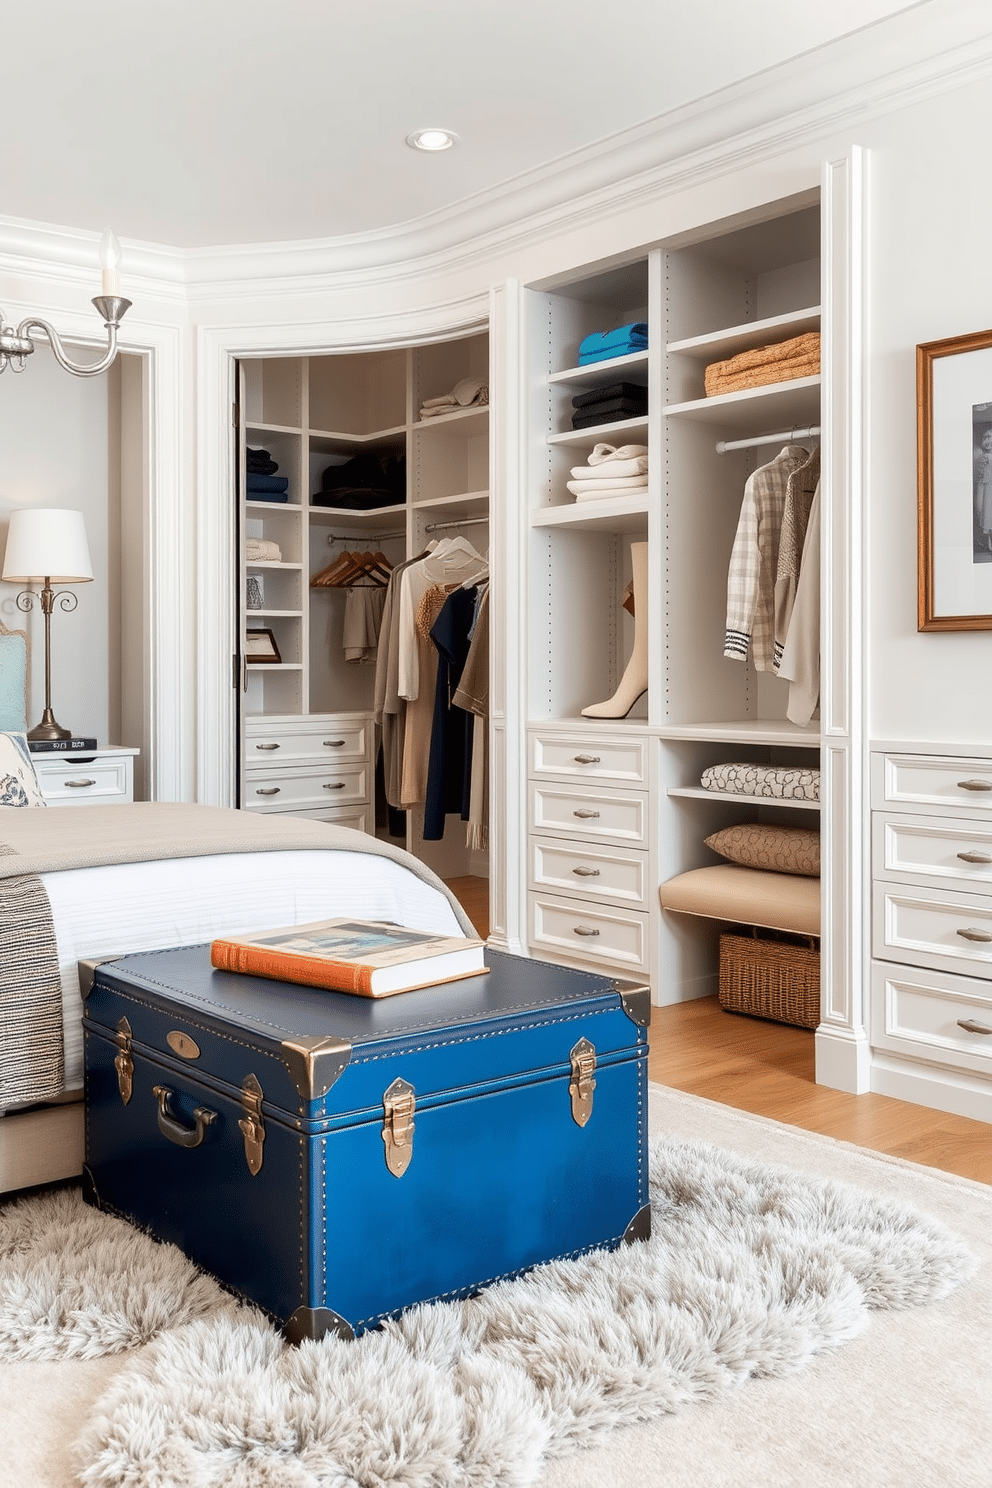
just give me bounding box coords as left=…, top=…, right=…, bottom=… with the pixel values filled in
left=0, top=795, right=475, bottom=1196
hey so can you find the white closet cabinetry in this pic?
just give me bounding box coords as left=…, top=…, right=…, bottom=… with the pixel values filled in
left=522, top=201, right=825, bottom=1005
left=871, top=747, right=992, bottom=1118
left=237, top=336, right=489, bottom=879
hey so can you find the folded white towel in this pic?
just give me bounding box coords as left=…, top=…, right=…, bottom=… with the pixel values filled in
left=566, top=475, right=649, bottom=497
left=572, top=481, right=649, bottom=503
left=245, top=538, right=282, bottom=561
left=569, top=455, right=648, bottom=481
left=420, top=378, right=489, bottom=415
left=586, top=442, right=649, bottom=466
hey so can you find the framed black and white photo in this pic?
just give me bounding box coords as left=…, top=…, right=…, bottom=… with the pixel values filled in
left=918, top=327, right=992, bottom=631
left=245, top=628, right=281, bottom=664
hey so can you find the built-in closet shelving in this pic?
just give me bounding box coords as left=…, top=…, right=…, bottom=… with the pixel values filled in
left=236, top=333, right=490, bottom=881
left=522, top=201, right=824, bottom=1003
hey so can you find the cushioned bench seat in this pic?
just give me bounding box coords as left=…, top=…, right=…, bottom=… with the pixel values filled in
left=658, top=864, right=820, bottom=937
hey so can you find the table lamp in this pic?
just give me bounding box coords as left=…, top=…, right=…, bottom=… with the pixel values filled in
left=1, top=508, right=93, bottom=741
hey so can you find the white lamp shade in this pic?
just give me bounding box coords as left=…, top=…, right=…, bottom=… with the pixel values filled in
left=2, top=508, right=93, bottom=583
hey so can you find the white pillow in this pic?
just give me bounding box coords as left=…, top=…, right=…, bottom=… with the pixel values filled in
left=0, top=732, right=47, bottom=807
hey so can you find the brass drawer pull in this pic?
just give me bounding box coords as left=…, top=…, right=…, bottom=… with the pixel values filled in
left=65, top=778, right=96, bottom=788
left=255, top=742, right=280, bottom=750
left=574, top=754, right=601, bottom=764
left=957, top=779, right=992, bottom=792
left=573, top=809, right=600, bottom=819
left=956, top=927, right=992, bottom=943
left=152, top=1085, right=217, bottom=1149
left=323, top=781, right=346, bottom=790
left=573, top=925, right=601, bottom=937
left=957, top=851, right=992, bottom=864
left=957, top=1019, right=992, bottom=1035
left=572, top=866, right=601, bottom=877
left=255, top=786, right=280, bottom=796
left=324, top=739, right=346, bottom=747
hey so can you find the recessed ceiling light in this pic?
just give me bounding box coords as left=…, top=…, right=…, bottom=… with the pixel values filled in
left=406, top=128, right=459, bottom=152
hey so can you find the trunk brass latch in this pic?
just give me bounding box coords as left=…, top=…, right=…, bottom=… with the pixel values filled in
left=569, top=1037, right=597, bottom=1126
left=382, top=1077, right=416, bottom=1177
left=114, top=1016, right=134, bottom=1105
left=238, top=1073, right=265, bottom=1176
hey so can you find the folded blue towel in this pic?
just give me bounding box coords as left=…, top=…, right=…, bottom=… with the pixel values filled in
left=248, top=490, right=289, bottom=503
left=578, top=323, right=648, bottom=360
left=246, top=474, right=290, bottom=494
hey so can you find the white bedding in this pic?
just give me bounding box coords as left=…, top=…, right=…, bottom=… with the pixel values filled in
left=42, top=850, right=466, bottom=1092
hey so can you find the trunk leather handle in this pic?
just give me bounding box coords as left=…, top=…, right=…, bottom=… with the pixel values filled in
left=152, top=1085, right=217, bottom=1148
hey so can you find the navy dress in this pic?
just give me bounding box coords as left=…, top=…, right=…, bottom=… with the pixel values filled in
left=423, top=586, right=478, bottom=840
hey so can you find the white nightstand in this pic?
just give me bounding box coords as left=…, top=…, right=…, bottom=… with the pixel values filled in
left=32, top=745, right=139, bottom=806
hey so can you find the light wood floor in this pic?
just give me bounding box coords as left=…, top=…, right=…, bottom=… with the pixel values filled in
left=445, top=876, right=992, bottom=1187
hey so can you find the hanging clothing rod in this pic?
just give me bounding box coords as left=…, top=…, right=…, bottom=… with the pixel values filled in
left=327, top=529, right=405, bottom=543
left=716, top=425, right=821, bottom=455
left=424, top=515, right=489, bottom=532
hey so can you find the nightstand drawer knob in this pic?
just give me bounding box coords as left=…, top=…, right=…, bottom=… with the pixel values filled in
left=573, top=809, right=600, bottom=819
left=324, top=740, right=346, bottom=747
left=957, top=1019, right=992, bottom=1035
left=574, top=754, right=601, bottom=764
left=957, top=778, right=992, bottom=792
left=956, top=927, right=992, bottom=943
left=957, top=851, right=992, bottom=864
left=255, top=742, right=280, bottom=750
left=255, top=787, right=280, bottom=796
left=323, top=781, right=346, bottom=790
left=65, top=778, right=96, bottom=788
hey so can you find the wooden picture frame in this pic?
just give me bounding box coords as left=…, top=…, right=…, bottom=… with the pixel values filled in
left=918, top=327, right=992, bottom=630
left=245, top=628, right=281, bottom=664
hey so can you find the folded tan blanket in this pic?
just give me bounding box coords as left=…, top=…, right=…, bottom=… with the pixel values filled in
left=705, top=332, right=820, bottom=397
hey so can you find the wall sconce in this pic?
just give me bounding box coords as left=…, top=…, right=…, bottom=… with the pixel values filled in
left=2, top=508, right=93, bottom=741
left=0, top=230, right=131, bottom=378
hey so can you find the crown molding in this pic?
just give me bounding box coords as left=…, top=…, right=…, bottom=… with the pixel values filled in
left=3, top=3, right=990, bottom=311
left=0, top=217, right=186, bottom=307
left=179, top=1, right=992, bottom=302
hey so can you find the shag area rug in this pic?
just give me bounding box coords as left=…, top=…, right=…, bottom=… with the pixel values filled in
left=0, top=1132, right=976, bottom=1488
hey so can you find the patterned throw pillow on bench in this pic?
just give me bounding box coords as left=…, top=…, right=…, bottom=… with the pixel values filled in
left=0, top=732, right=47, bottom=807
left=704, top=823, right=820, bottom=877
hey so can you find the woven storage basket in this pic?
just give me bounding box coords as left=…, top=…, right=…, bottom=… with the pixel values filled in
left=718, top=930, right=820, bottom=1029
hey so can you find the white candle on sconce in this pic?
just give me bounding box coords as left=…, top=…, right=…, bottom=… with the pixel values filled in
left=99, top=229, right=122, bottom=297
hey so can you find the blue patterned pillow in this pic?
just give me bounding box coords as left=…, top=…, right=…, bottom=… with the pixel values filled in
left=0, top=732, right=46, bottom=807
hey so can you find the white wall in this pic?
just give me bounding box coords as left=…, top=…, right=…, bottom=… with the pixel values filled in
left=0, top=343, right=111, bottom=742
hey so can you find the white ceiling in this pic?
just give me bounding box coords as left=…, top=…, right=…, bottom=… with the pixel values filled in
left=5, top=0, right=921, bottom=251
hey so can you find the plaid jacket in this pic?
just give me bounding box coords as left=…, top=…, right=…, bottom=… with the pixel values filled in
left=724, top=445, right=810, bottom=671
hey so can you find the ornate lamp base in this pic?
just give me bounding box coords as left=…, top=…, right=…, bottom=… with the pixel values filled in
left=27, top=708, right=72, bottom=742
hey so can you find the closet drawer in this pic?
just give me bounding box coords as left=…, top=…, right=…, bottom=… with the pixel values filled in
left=873, top=813, right=992, bottom=891
left=871, top=959, right=992, bottom=1076
left=530, top=783, right=648, bottom=848
left=530, top=838, right=649, bottom=910
left=529, top=892, right=649, bottom=975
left=873, top=752, right=992, bottom=817
left=244, top=718, right=369, bottom=765
left=529, top=731, right=646, bottom=786
left=243, top=764, right=368, bottom=813
left=873, top=881, right=992, bottom=980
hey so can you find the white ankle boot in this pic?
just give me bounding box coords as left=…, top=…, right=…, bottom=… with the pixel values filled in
left=581, top=541, right=648, bottom=719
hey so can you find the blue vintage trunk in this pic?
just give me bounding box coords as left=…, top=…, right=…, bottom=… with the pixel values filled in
left=82, top=945, right=650, bottom=1341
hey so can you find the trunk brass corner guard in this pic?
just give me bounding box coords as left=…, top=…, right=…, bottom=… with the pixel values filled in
left=622, top=1203, right=652, bottom=1245
left=280, top=1034, right=352, bottom=1099
left=283, top=1305, right=355, bottom=1344
left=114, top=1016, right=133, bottom=1105
left=382, top=1077, right=415, bottom=1177
left=238, top=1073, right=265, bottom=1176
left=612, top=979, right=652, bottom=1027
left=569, top=1038, right=597, bottom=1126
left=78, top=955, right=122, bottom=1001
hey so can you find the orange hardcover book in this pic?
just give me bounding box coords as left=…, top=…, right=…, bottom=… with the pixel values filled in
left=210, top=917, right=486, bottom=997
